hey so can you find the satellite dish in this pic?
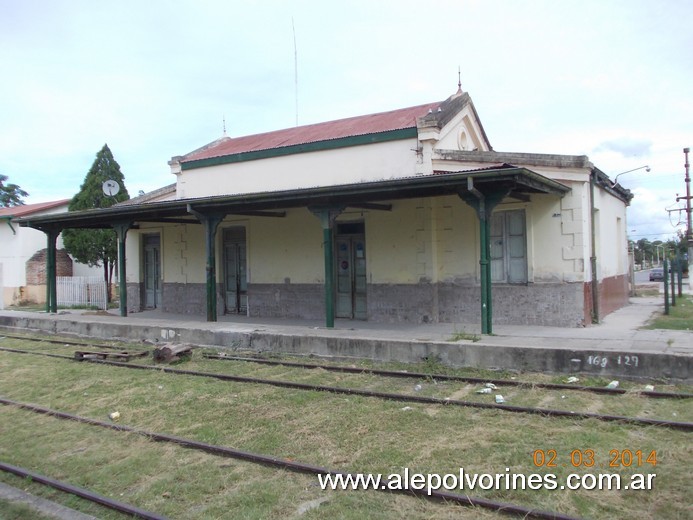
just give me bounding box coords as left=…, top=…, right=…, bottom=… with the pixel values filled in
left=102, top=180, right=120, bottom=197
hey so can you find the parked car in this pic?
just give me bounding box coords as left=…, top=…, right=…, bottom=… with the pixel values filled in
left=649, top=268, right=664, bottom=281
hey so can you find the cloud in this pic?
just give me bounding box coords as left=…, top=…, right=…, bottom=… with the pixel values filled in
left=627, top=186, right=685, bottom=241
left=595, top=138, right=653, bottom=158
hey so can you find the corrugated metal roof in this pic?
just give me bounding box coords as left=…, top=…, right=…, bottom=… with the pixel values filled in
left=181, top=101, right=442, bottom=163
left=0, top=199, right=69, bottom=218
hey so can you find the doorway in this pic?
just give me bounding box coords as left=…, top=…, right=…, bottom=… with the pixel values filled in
left=335, top=222, right=366, bottom=320
left=490, top=209, right=527, bottom=283
left=223, top=227, right=247, bottom=314
left=143, top=234, right=161, bottom=309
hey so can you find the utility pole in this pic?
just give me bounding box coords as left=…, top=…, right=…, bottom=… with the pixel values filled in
left=677, top=148, right=692, bottom=290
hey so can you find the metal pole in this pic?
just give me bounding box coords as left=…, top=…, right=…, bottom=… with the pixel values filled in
left=478, top=199, right=490, bottom=334
left=309, top=207, right=343, bottom=329
left=664, top=257, right=669, bottom=315
left=113, top=223, right=130, bottom=317
left=684, top=148, right=692, bottom=290
left=323, top=225, right=335, bottom=328
left=589, top=172, right=600, bottom=323
left=670, top=257, right=676, bottom=307
left=45, top=229, right=58, bottom=313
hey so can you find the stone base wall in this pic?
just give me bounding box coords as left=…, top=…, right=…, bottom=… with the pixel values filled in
left=247, top=283, right=324, bottom=319
left=127, top=282, right=225, bottom=316
left=161, top=283, right=224, bottom=316
left=124, top=280, right=596, bottom=327
left=126, top=283, right=142, bottom=313
left=248, top=281, right=587, bottom=327
left=369, top=282, right=586, bottom=327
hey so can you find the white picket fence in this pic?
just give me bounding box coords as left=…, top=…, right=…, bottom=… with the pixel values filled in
left=56, top=276, right=108, bottom=310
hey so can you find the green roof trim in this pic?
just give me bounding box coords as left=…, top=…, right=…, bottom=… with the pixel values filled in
left=181, top=127, right=419, bottom=170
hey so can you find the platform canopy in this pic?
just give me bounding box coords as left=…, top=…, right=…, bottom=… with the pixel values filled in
left=18, top=165, right=570, bottom=331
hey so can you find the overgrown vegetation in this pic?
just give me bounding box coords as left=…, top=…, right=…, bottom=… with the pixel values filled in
left=0, top=335, right=691, bottom=519
left=447, top=328, right=481, bottom=343
left=645, top=294, right=693, bottom=330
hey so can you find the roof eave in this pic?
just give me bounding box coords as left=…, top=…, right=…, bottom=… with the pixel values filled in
left=18, top=167, right=569, bottom=231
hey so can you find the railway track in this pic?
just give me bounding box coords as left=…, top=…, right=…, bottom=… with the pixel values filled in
left=0, top=461, right=167, bottom=520
left=0, top=397, right=583, bottom=520
left=2, top=332, right=689, bottom=518
left=1, top=344, right=691, bottom=431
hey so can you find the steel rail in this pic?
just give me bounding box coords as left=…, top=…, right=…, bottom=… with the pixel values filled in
left=1, top=346, right=691, bottom=431
left=202, top=353, right=693, bottom=399
left=0, top=397, right=582, bottom=520
left=0, top=461, right=168, bottom=520
left=0, top=332, right=137, bottom=351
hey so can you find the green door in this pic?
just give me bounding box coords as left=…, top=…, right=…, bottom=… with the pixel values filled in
left=335, top=223, right=367, bottom=320
left=223, top=227, right=247, bottom=314
left=490, top=210, right=527, bottom=283
left=143, top=234, right=161, bottom=309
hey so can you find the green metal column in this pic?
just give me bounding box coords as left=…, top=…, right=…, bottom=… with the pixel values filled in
left=310, top=206, right=344, bottom=328
left=204, top=215, right=223, bottom=322
left=323, top=225, right=335, bottom=328
left=477, top=198, right=490, bottom=333
left=482, top=213, right=493, bottom=333
left=188, top=206, right=224, bottom=322
left=459, top=181, right=509, bottom=335
left=113, top=222, right=131, bottom=317
left=45, top=228, right=58, bottom=313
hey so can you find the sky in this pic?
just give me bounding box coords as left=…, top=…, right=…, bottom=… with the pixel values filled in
left=1, top=0, right=691, bottom=242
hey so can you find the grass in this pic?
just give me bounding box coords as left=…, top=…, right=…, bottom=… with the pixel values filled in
left=447, top=328, right=481, bottom=343
left=0, top=498, right=59, bottom=520
left=645, top=294, right=693, bottom=330
left=0, top=334, right=691, bottom=519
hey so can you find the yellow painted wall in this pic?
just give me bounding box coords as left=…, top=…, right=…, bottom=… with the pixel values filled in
left=246, top=209, right=324, bottom=284
left=367, top=199, right=430, bottom=283
left=125, top=190, right=599, bottom=289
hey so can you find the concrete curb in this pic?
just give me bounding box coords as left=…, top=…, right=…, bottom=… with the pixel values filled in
left=0, top=481, right=98, bottom=520
left=1, top=313, right=690, bottom=382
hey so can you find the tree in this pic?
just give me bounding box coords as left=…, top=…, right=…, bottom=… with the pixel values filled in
left=62, top=144, right=130, bottom=302
left=0, top=174, right=29, bottom=207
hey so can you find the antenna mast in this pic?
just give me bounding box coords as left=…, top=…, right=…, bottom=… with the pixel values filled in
left=292, top=17, right=298, bottom=126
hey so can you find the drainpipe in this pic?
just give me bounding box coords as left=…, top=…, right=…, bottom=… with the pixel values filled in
left=589, top=169, right=600, bottom=324
left=2, top=217, right=16, bottom=235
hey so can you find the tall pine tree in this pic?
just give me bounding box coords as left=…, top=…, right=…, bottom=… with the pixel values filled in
left=62, top=144, right=130, bottom=301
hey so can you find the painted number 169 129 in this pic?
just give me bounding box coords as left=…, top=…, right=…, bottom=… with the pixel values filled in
left=586, top=355, right=640, bottom=369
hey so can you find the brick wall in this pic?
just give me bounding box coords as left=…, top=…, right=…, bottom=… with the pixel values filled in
left=26, top=248, right=73, bottom=285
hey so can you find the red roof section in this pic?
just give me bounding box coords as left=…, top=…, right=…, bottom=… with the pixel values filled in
left=181, top=101, right=442, bottom=163
left=0, top=199, right=70, bottom=218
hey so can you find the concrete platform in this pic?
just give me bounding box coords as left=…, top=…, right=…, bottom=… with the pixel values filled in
left=1, top=296, right=691, bottom=382
left=0, top=481, right=98, bottom=520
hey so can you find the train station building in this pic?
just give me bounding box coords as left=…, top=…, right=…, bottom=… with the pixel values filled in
left=19, top=85, right=632, bottom=332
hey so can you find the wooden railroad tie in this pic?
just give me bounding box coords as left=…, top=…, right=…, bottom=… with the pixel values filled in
left=74, top=350, right=149, bottom=362
left=152, top=343, right=193, bottom=363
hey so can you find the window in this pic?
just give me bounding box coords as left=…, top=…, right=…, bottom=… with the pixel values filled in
left=490, top=209, right=527, bottom=283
